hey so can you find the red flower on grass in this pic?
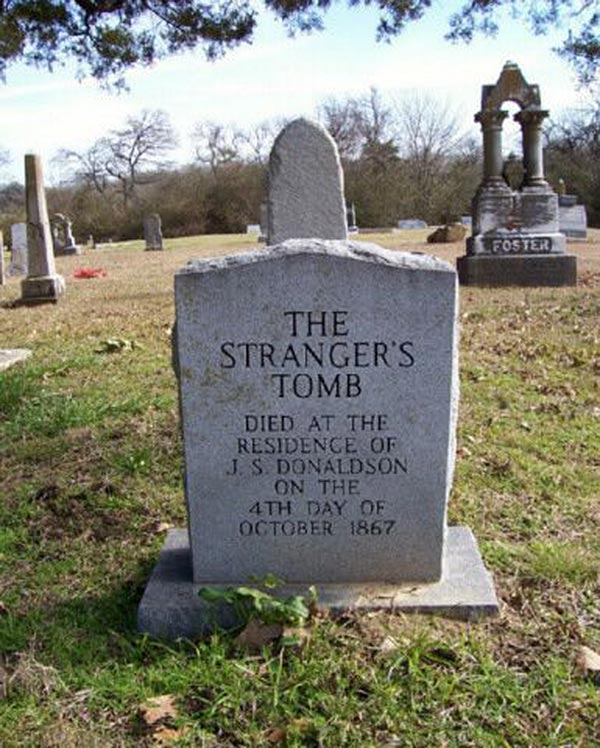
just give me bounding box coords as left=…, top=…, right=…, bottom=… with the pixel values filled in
left=73, top=268, right=107, bottom=279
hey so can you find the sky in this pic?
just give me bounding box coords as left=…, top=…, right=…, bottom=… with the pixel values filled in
left=0, top=1, right=594, bottom=184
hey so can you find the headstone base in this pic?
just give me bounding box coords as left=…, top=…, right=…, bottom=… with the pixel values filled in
left=137, top=527, right=499, bottom=640
left=144, top=245, right=163, bottom=252
left=20, top=274, right=65, bottom=304
left=55, top=245, right=80, bottom=256
left=457, top=254, right=577, bottom=287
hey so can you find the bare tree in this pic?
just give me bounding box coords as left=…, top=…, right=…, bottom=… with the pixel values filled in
left=191, top=122, right=245, bottom=175
left=57, top=109, right=177, bottom=206
left=319, top=88, right=397, bottom=165
left=102, top=110, right=177, bottom=205
left=56, top=141, right=110, bottom=195
left=318, top=97, right=364, bottom=161
left=236, top=121, right=281, bottom=165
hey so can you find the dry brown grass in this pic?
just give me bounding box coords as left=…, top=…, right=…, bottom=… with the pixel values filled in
left=2, top=229, right=599, bottom=349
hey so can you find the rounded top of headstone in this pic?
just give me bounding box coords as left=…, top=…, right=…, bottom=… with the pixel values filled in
left=272, top=117, right=337, bottom=148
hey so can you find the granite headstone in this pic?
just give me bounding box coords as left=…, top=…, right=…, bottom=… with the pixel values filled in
left=558, top=194, right=587, bottom=239
left=267, top=119, right=347, bottom=245
left=144, top=213, right=163, bottom=251
left=138, top=239, right=498, bottom=638
left=9, top=223, right=27, bottom=276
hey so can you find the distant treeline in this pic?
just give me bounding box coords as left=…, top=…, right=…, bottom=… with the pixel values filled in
left=1, top=90, right=598, bottom=243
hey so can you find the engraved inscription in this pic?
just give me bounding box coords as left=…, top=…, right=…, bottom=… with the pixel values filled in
left=490, top=237, right=552, bottom=254
left=217, top=310, right=414, bottom=540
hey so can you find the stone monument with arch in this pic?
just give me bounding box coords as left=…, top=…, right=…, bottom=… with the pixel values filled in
left=457, top=62, right=576, bottom=286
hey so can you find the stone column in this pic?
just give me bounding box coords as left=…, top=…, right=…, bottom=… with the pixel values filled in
left=515, top=109, right=549, bottom=188
left=475, top=109, right=509, bottom=187
left=21, top=154, right=65, bottom=304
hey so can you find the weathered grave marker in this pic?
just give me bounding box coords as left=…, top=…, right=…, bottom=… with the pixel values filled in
left=9, top=223, right=27, bottom=276
left=52, top=213, right=80, bottom=255
left=138, top=239, right=498, bottom=638
left=557, top=183, right=587, bottom=239
left=346, top=203, right=358, bottom=233
left=20, top=154, right=65, bottom=304
left=259, top=202, right=268, bottom=242
left=144, top=213, right=163, bottom=251
left=267, top=118, right=347, bottom=245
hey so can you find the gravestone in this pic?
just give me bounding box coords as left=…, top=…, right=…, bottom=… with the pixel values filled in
left=259, top=202, right=268, bottom=242
left=397, top=219, right=427, bottom=230
left=558, top=189, right=587, bottom=239
left=52, top=213, right=80, bottom=256
left=267, top=118, right=347, bottom=245
left=457, top=62, right=576, bottom=286
left=346, top=203, right=358, bottom=233
left=246, top=224, right=261, bottom=236
left=144, top=213, right=163, bottom=251
left=8, top=223, right=27, bottom=276
left=20, top=154, right=65, bottom=304
left=138, top=239, right=498, bottom=638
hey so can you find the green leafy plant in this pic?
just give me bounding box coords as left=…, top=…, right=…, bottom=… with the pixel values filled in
left=198, top=584, right=317, bottom=627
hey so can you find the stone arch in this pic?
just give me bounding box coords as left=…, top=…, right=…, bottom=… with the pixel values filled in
left=481, top=61, right=540, bottom=112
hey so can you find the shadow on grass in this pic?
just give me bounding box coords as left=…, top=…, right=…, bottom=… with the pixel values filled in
left=2, top=555, right=198, bottom=669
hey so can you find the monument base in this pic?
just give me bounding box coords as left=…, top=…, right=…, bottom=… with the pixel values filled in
left=137, top=527, right=499, bottom=640
left=20, top=274, right=65, bottom=304
left=457, top=254, right=577, bottom=287
left=144, top=246, right=163, bottom=251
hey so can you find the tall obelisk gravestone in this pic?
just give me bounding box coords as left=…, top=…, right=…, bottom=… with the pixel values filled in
left=21, top=154, right=65, bottom=304
left=138, top=119, right=498, bottom=639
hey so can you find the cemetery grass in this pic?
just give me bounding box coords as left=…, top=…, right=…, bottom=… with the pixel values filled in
left=1, top=233, right=599, bottom=747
